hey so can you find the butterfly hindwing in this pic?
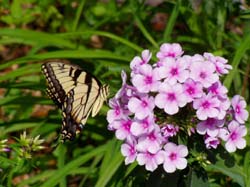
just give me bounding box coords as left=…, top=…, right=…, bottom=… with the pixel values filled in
left=41, top=60, right=109, bottom=141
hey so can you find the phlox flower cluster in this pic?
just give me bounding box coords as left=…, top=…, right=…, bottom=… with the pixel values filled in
left=107, top=43, right=249, bottom=173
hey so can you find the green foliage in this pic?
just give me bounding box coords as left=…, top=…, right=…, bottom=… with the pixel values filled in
left=0, top=0, right=250, bottom=186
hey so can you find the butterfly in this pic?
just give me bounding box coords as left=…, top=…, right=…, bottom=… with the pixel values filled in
left=41, top=60, right=109, bottom=141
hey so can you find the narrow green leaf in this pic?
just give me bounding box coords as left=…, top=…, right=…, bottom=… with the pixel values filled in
left=95, top=142, right=123, bottom=187
left=59, top=31, right=143, bottom=52
left=0, top=49, right=130, bottom=71
left=134, top=15, right=159, bottom=48
left=0, top=64, right=41, bottom=82
left=163, top=0, right=180, bottom=42
left=0, top=28, right=76, bottom=49
left=0, top=96, right=49, bottom=106
left=3, top=122, right=42, bottom=134
left=224, top=34, right=250, bottom=89
left=40, top=144, right=106, bottom=187
left=207, top=161, right=245, bottom=187
left=56, top=145, right=67, bottom=187
left=17, top=170, right=56, bottom=187
left=27, top=49, right=130, bottom=62
left=72, top=0, right=86, bottom=32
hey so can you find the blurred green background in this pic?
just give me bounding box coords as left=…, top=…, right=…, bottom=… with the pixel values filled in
left=0, top=0, right=250, bottom=186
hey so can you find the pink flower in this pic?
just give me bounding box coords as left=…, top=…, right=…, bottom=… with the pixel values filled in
left=205, top=136, right=220, bottom=149
left=231, top=95, right=249, bottom=124
left=189, top=60, right=219, bottom=88
left=218, top=128, right=229, bottom=141
left=155, top=82, right=187, bottom=115
left=128, top=95, right=155, bottom=120
left=107, top=98, right=128, bottom=124
left=225, top=121, right=247, bottom=153
left=131, top=115, right=155, bottom=136
left=196, top=118, right=224, bottom=137
left=217, top=98, right=230, bottom=120
left=137, top=128, right=163, bottom=154
left=112, top=118, right=133, bottom=140
left=137, top=150, right=165, bottom=172
left=204, top=53, right=232, bottom=75
left=157, top=43, right=183, bottom=60
left=208, top=81, right=228, bottom=99
left=132, top=64, right=160, bottom=93
left=121, top=139, right=137, bottom=165
left=161, top=124, right=179, bottom=140
left=157, top=58, right=189, bottom=84
left=163, top=143, right=188, bottom=173
left=130, top=50, right=152, bottom=75
left=115, top=71, right=137, bottom=106
left=183, top=79, right=203, bottom=102
left=193, top=94, right=220, bottom=120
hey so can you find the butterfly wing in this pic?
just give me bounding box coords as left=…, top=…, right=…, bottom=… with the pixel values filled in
left=41, top=60, right=109, bottom=141
left=61, top=78, right=109, bottom=140
left=41, top=61, right=80, bottom=107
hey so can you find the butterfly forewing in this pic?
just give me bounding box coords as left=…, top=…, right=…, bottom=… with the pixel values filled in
left=41, top=60, right=109, bottom=141
left=91, top=85, right=109, bottom=117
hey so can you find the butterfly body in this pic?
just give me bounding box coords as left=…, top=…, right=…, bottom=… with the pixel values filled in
left=41, top=60, right=109, bottom=141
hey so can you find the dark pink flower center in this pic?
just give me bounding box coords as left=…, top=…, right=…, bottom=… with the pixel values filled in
left=115, top=107, right=121, bottom=115
left=209, top=139, right=219, bottom=146
left=145, top=76, right=153, bottom=85
left=170, top=68, right=178, bottom=76
left=216, top=65, right=221, bottom=73
left=123, top=121, right=131, bottom=131
left=230, top=132, right=238, bottom=140
left=167, top=52, right=176, bottom=57
left=235, top=105, right=241, bottom=114
left=142, top=121, right=149, bottom=129
left=130, top=146, right=135, bottom=155
left=199, top=72, right=207, bottom=79
left=141, top=100, right=148, bottom=108
left=167, top=93, right=176, bottom=101
left=206, top=118, right=215, bottom=127
left=140, top=60, right=146, bottom=65
left=202, top=101, right=210, bottom=109
left=148, top=133, right=156, bottom=141
left=187, top=87, right=195, bottom=95
left=169, top=152, right=177, bottom=160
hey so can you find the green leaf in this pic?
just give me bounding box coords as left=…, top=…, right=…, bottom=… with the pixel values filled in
left=40, top=144, right=106, bottom=187
left=224, top=33, right=250, bottom=89
left=2, top=122, right=42, bottom=134
left=96, top=140, right=123, bottom=187
left=207, top=160, right=245, bottom=187
left=59, top=30, right=143, bottom=52
left=0, top=28, right=76, bottom=49
left=17, top=170, right=56, bottom=187
left=187, top=168, right=209, bottom=187
left=163, top=0, right=180, bottom=42
left=0, top=64, right=41, bottom=82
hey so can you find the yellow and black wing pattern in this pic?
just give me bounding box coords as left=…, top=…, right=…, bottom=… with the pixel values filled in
left=41, top=60, right=109, bottom=141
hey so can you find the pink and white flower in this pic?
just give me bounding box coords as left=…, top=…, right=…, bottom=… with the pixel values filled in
left=189, top=60, right=219, bottom=88
left=121, top=139, right=137, bottom=165
left=128, top=95, right=155, bottom=120
left=157, top=43, right=183, bottom=60
left=193, top=94, right=220, bottom=120
left=155, top=82, right=187, bottom=115
left=137, top=150, right=165, bottom=172
left=163, top=143, right=188, bottom=173
left=132, top=64, right=160, bottom=93
left=225, top=121, right=247, bottom=153
left=231, top=95, right=249, bottom=124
